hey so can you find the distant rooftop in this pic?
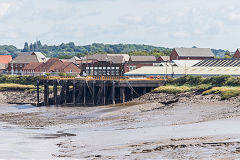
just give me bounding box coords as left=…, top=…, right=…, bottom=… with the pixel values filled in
left=174, top=48, right=215, bottom=57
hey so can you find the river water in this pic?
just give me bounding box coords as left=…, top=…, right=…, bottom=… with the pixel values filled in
left=0, top=104, right=65, bottom=159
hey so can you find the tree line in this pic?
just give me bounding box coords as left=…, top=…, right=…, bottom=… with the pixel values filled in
left=0, top=41, right=229, bottom=58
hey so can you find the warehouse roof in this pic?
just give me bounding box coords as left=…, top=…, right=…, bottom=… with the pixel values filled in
left=174, top=48, right=214, bottom=57
left=124, top=66, right=240, bottom=76
left=130, top=56, right=156, bottom=61
left=193, top=58, right=240, bottom=67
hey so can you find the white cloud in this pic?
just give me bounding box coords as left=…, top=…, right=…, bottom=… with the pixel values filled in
left=122, top=15, right=143, bottom=24
left=0, top=2, right=10, bottom=17
left=156, top=17, right=171, bottom=24
left=1, top=0, right=240, bottom=51
left=229, top=12, right=240, bottom=20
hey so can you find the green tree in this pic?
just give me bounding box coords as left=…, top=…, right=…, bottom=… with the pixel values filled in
left=224, top=51, right=232, bottom=58
left=23, top=42, right=29, bottom=52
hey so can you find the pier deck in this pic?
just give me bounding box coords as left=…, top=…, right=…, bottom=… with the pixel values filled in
left=38, top=77, right=166, bottom=106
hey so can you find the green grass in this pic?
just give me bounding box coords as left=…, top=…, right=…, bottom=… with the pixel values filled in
left=153, top=85, right=192, bottom=94
left=203, top=86, right=240, bottom=99
left=0, top=83, right=35, bottom=91
left=153, top=84, right=240, bottom=100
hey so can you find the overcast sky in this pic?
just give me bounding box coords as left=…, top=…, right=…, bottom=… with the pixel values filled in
left=0, top=0, right=240, bottom=51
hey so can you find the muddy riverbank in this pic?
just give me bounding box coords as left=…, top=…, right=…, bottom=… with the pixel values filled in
left=1, top=92, right=240, bottom=159
left=0, top=89, right=239, bottom=106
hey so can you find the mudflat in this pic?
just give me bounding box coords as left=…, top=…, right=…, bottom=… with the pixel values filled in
left=0, top=93, right=240, bottom=159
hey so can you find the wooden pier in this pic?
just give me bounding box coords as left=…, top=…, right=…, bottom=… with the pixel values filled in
left=37, top=77, right=166, bottom=106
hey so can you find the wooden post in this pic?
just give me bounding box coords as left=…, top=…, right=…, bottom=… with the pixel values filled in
left=54, top=80, right=58, bottom=106
left=76, top=82, right=83, bottom=105
left=103, top=81, right=106, bottom=105
left=120, top=87, right=125, bottom=103
left=92, top=80, right=95, bottom=105
left=37, top=80, right=40, bottom=106
left=143, top=87, right=147, bottom=95
left=84, top=81, right=86, bottom=106
left=130, top=88, right=134, bottom=101
left=112, top=81, right=115, bottom=104
left=44, top=80, right=49, bottom=106
left=64, top=81, right=67, bottom=104
left=73, top=81, right=76, bottom=106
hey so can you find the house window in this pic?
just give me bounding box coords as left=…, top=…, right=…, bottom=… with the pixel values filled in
left=116, top=70, right=119, bottom=75
left=103, top=70, right=106, bottom=75
left=111, top=70, right=115, bottom=75
left=70, top=70, right=72, bottom=73
left=129, top=66, right=136, bottom=71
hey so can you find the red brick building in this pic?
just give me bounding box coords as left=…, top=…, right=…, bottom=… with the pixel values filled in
left=39, top=58, right=80, bottom=73
left=22, top=58, right=81, bottom=75
left=22, top=62, right=43, bottom=74
left=233, top=49, right=240, bottom=58
left=57, top=62, right=81, bottom=73
left=7, top=52, right=46, bottom=74
left=80, top=54, right=125, bottom=76
left=170, top=48, right=215, bottom=61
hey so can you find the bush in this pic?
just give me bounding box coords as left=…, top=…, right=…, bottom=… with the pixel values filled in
left=196, top=84, right=212, bottom=92
left=45, top=73, right=50, bottom=76
left=202, top=87, right=240, bottom=99
left=203, top=75, right=231, bottom=86
left=168, top=75, right=203, bottom=86
left=59, top=72, right=67, bottom=77
left=0, top=75, right=39, bottom=85
left=153, top=85, right=192, bottom=94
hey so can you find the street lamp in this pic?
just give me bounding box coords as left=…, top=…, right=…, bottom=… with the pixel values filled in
left=11, top=60, right=15, bottom=75
left=165, top=62, right=168, bottom=79
left=185, top=57, right=190, bottom=75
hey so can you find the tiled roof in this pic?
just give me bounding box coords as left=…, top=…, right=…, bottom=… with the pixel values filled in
left=0, top=55, right=12, bottom=64
left=40, top=58, right=60, bottom=69
left=130, top=56, right=156, bottom=61
left=61, top=62, right=72, bottom=69
left=107, top=54, right=130, bottom=61
left=22, top=62, right=43, bottom=70
left=87, top=54, right=108, bottom=61
left=86, top=54, right=124, bottom=63
left=11, top=52, right=46, bottom=63
left=174, top=48, right=214, bottom=57
left=107, top=55, right=124, bottom=63
left=159, top=56, right=170, bottom=61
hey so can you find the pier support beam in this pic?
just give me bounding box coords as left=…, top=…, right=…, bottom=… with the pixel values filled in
left=83, top=81, right=86, bottom=106
left=37, top=80, right=40, bottom=106
left=44, top=80, right=49, bottom=106
left=130, top=88, right=134, bottom=101
left=143, top=87, right=147, bottom=95
left=73, top=81, right=76, bottom=106
left=120, top=87, right=125, bottom=103
left=53, top=80, right=58, bottom=106
left=112, top=81, right=115, bottom=104
left=92, top=81, right=95, bottom=105
left=103, top=81, right=106, bottom=105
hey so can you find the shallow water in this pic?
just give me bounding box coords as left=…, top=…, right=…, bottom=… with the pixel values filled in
left=0, top=105, right=68, bottom=159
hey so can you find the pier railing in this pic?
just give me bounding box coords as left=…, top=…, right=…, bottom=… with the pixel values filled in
left=40, top=76, right=166, bottom=81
